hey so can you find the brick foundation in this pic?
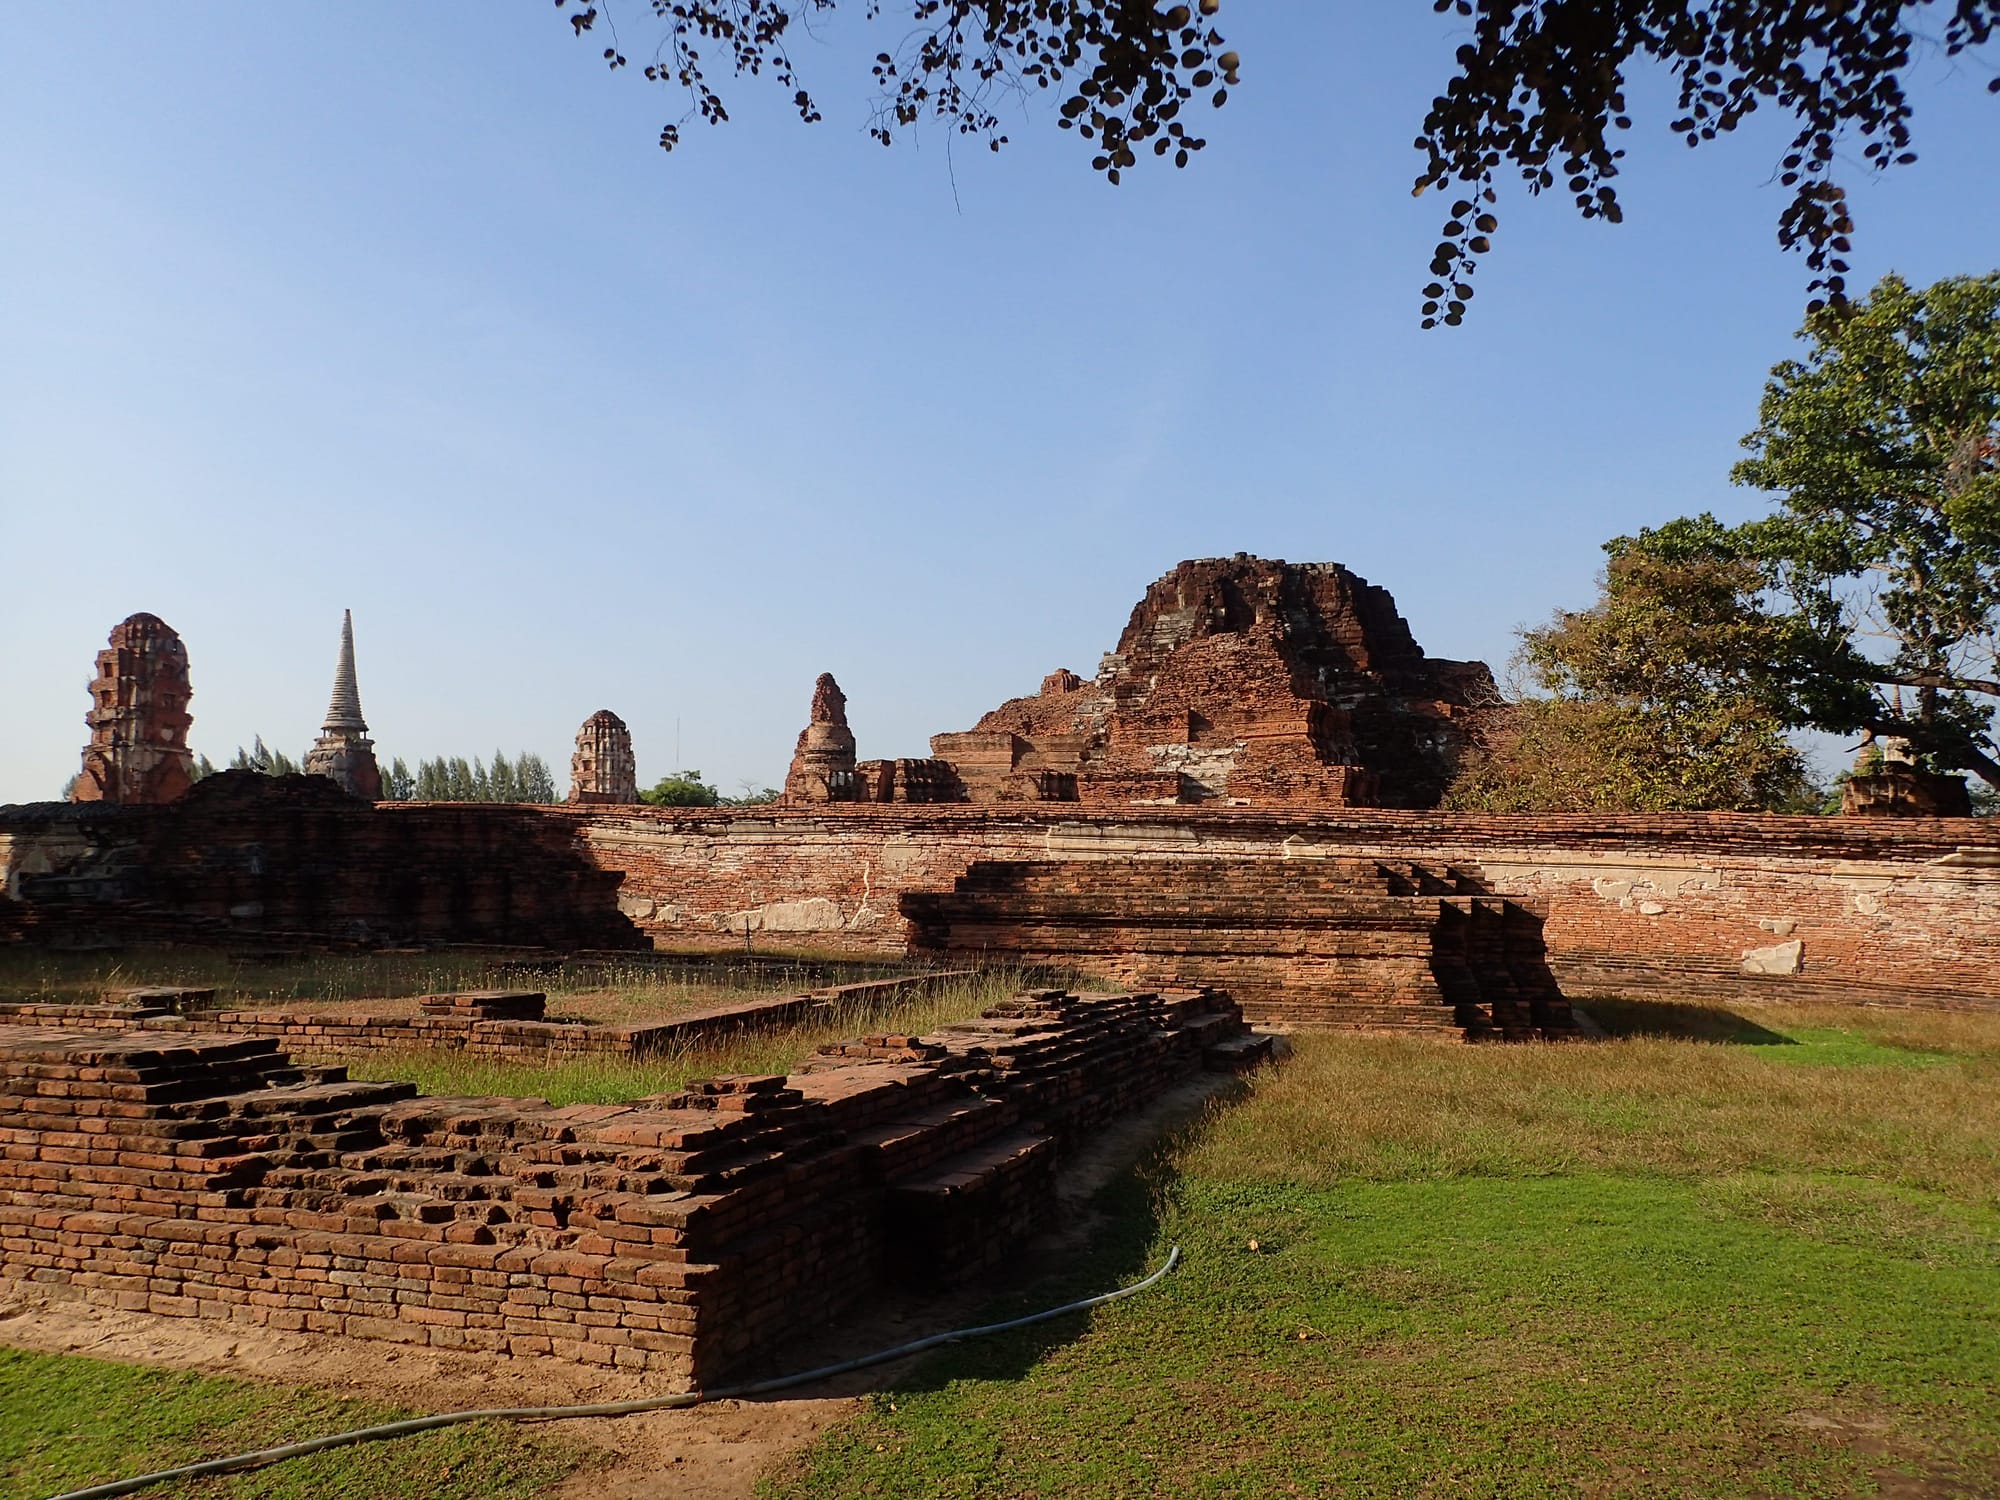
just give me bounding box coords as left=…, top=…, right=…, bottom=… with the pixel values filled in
left=0, top=989, right=1266, bottom=1385
left=0, top=975, right=973, bottom=1060
left=902, top=858, right=1574, bottom=1039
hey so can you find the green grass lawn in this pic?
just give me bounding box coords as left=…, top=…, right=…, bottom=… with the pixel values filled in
left=767, top=998, right=2000, bottom=1499
left=0, top=1349, right=593, bottom=1500
left=7, top=997, right=1996, bottom=1498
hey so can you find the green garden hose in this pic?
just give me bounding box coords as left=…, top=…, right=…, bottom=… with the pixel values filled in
left=46, top=1245, right=1181, bottom=1500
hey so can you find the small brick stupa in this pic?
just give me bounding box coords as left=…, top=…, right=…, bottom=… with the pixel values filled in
left=570, top=710, right=639, bottom=804
left=71, top=612, right=197, bottom=804
left=783, top=673, right=860, bottom=803
left=303, top=610, right=382, bottom=802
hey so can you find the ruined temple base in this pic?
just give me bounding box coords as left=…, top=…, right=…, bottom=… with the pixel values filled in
left=903, top=858, right=1577, bottom=1042
left=0, top=988, right=1272, bottom=1388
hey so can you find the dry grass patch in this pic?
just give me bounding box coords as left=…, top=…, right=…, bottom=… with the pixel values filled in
left=0, top=945, right=953, bottom=1023
left=1183, top=1001, right=2000, bottom=1205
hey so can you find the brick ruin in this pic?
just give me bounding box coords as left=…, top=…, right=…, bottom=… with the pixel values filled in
left=903, top=857, right=1574, bottom=1039
left=70, top=613, right=197, bottom=806
left=7, top=561, right=2000, bottom=1387
left=0, top=974, right=972, bottom=1062
left=5, top=772, right=638, bottom=952
left=931, top=555, right=1499, bottom=807
left=783, top=673, right=862, bottom=802
left=776, top=556, right=1500, bottom=810
left=13, top=558, right=2000, bottom=1018
left=0, top=988, right=1267, bottom=1386
left=301, top=611, right=383, bottom=803
left=1839, top=739, right=1976, bottom=818
left=570, top=710, right=639, bottom=805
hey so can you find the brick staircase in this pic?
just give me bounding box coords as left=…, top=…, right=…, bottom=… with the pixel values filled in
left=899, top=858, right=1575, bottom=1041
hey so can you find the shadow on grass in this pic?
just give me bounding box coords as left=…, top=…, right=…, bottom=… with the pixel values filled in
left=1588, top=997, right=1797, bottom=1046
left=749, top=1078, right=1249, bottom=1403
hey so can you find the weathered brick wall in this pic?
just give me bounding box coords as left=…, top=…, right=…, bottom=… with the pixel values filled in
left=0, top=988, right=1254, bottom=1384
left=1, top=773, right=640, bottom=951
left=562, top=805, right=2000, bottom=1007
left=6, top=793, right=1997, bottom=1007
left=901, top=859, right=1574, bottom=1038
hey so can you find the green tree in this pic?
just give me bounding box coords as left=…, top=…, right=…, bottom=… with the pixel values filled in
left=639, top=770, right=723, bottom=807
left=407, top=752, right=556, bottom=802
left=413, top=758, right=447, bottom=800
left=380, top=757, right=415, bottom=801
left=489, top=750, right=518, bottom=804
left=515, top=753, right=558, bottom=803
left=1446, top=547, right=1818, bottom=812
left=228, top=736, right=301, bottom=776
left=564, top=2, right=1998, bottom=319
left=1634, top=271, right=2000, bottom=787
left=190, top=753, right=217, bottom=782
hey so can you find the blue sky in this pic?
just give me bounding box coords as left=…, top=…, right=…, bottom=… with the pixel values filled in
left=4, top=6, right=1996, bottom=801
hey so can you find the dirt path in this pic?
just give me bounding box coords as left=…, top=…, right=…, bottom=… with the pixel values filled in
left=0, top=1070, right=1243, bottom=1499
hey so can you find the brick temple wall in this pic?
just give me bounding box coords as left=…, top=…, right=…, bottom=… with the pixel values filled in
left=561, top=805, right=2000, bottom=1008
left=6, top=794, right=1998, bottom=1008
left=1, top=773, right=639, bottom=951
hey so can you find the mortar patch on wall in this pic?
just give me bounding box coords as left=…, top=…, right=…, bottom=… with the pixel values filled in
left=1742, top=939, right=1805, bottom=976
left=1483, top=859, right=1724, bottom=898
left=1045, top=822, right=1206, bottom=858
left=719, top=896, right=847, bottom=934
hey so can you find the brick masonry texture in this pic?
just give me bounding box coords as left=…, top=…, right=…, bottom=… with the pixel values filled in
left=0, top=988, right=1265, bottom=1384
left=6, top=799, right=1999, bottom=1010
left=570, top=710, right=639, bottom=806
left=0, top=974, right=973, bottom=1060
left=902, top=859, right=1575, bottom=1039
left=567, top=804, right=2000, bottom=1009
left=931, top=556, right=1500, bottom=807
left=71, top=613, right=197, bottom=807
left=2, top=771, right=641, bottom=951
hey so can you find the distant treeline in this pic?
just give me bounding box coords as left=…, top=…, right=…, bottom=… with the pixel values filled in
left=205, top=738, right=559, bottom=803
left=389, top=753, right=559, bottom=804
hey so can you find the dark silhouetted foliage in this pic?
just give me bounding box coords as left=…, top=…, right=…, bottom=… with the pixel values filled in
left=563, top=2, right=1995, bottom=321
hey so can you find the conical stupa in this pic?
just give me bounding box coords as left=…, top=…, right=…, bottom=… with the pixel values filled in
left=303, top=610, right=382, bottom=800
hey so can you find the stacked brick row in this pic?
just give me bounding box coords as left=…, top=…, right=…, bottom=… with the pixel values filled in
left=0, top=986, right=1263, bottom=1387
left=901, top=859, right=1575, bottom=1040
left=0, top=974, right=972, bottom=1062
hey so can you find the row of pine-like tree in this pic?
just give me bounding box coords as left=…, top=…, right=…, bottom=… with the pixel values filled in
left=194, top=738, right=561, bottom=803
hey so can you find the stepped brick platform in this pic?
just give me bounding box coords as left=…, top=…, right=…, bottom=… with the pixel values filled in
left=901, top=859, right=1574, bottom=1040
left=0, top=988, right=1270, bottom=1386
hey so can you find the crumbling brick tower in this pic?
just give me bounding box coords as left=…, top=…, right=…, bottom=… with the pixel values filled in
left=784, top=673, right=860, bottom=802
left=71, top=613, right=196, bottom=804
left=303, top=610, right=382, bottom=801
left=933, top=555, right=1501, bottom=807
left=570, top=709, right=639, bottom=804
